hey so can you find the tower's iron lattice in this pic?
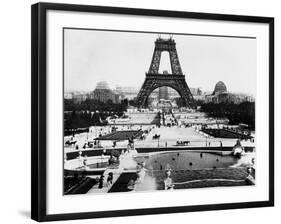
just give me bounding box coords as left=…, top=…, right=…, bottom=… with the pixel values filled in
left=135, top=37, right=196, bottom=108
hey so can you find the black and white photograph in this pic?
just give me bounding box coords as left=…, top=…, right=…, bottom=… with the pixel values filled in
left=0, top=0, right=278, bottom=223
left=63, top=29, right=257, bottom=195
left=29, top=2, right=274, bottom=222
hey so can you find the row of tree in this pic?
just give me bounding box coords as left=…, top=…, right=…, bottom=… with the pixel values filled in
left=64, top=99, right=127, bottom=112
left=64, top=99, right=255, bottom=130
left=64, top=111, right=109, bottom=129
left=200, top=102, right=255, bottom=129
left=64, top=99, right=128, bottom=129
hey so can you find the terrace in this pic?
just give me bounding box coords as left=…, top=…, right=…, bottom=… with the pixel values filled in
left=201, top=128, right=253, bottom=139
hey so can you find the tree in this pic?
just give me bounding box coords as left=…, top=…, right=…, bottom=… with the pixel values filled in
left=64, top=99, right=127, bottom=129
left=200, top=102, right=255, bottom=129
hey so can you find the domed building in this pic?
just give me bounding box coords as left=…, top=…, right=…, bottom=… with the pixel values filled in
left=90, top=81, right=120, bottom=103
left=205, top=81, right=231, bottom=103
left=205, top=81, right=254, bottom=104
left=213, top=81, right=227, bottom=95
left=95, top=81, right=110, bottom=90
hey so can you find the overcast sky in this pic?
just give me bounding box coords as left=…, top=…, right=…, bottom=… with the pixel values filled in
left=64, top=29, right=256, bottom=96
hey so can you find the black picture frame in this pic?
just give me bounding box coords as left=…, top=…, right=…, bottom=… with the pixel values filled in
left=31, top=2, right=274, bottom=222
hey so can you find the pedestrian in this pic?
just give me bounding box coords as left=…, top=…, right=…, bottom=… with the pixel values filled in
left=83, top=155, right=87, bottom=167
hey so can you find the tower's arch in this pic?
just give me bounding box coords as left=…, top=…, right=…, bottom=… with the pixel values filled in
left=135, top=37, right=196, bottom=108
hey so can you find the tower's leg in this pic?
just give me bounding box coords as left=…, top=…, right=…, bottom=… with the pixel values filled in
left=135, top=37, right=196, bottom=109
left=169, top=48, right=182, bottom=75
left=136, top=78, right=155, bottom=108
left=148, top=49, right=161, bottom=74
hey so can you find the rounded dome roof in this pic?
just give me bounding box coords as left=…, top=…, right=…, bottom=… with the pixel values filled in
left=95, top=81, right=110, bottom=90
left=213, top=81, right=227, bottom=94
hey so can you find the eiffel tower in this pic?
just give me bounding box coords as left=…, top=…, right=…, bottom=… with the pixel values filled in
left=135, top=37, right=196, bottom=108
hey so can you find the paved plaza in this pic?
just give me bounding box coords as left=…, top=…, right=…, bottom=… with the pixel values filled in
left=64, top=112, right=255, bottom=194
left=64, top=125, right=255, bottom=153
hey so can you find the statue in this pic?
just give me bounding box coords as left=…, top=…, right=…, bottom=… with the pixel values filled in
left=232, top=139, right=244, bottom=158
left=164, top=164, right=174, bottom=190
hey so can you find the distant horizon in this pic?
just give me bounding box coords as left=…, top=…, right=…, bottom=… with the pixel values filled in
left=64, top=29, right=257, bottom=97
left=65, top=82, right=255, bottom=97
left=64, top=85, right=255, bottom=97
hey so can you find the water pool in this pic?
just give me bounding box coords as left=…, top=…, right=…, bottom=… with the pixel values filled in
left=137, top=151, right=251, bottom=190
left=145, top=151, right=238, bottom=171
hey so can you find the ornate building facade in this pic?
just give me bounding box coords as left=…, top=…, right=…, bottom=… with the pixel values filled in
left=205, top=81, right=254, bottom=104
left=90, top=81, right=120, bottom=103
